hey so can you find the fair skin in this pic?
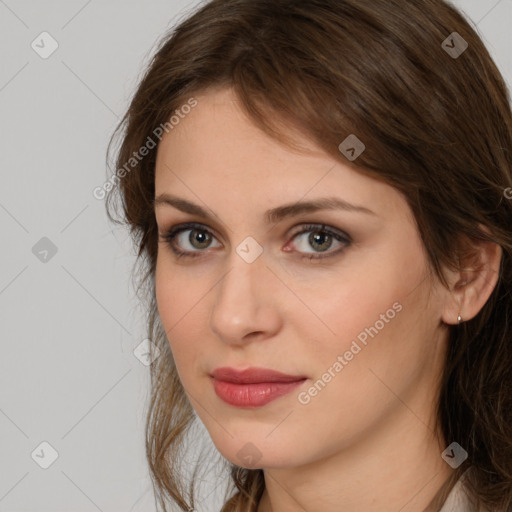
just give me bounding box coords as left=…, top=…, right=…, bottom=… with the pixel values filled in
left=153, top=87, right=501, bottom=512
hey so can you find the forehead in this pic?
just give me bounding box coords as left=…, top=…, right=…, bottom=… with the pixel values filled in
left=155, top=87, right=325, bottom=176
left=154, top=88, right=404, bottom=220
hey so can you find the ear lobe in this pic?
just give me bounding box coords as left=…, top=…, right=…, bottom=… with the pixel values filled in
left=441, top=237, right=502, bottom=325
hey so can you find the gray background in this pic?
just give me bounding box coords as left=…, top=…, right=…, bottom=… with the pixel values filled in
left=0, top=1, right=511, bottom=511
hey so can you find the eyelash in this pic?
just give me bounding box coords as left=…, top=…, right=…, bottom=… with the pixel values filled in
left=159, top=222, right=352, bottom=262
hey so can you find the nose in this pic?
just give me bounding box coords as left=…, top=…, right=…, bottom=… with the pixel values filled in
left=209, top=247, right=282, bottom=346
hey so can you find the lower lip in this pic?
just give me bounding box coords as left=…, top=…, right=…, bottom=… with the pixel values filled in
left=211, top=377, right=307, bottom=408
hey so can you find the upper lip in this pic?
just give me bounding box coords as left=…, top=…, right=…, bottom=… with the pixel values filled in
left=210, top=366, right=307, bottom=384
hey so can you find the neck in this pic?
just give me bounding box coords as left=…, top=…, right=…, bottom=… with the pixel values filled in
left=257, top=406, right=454, bottom=512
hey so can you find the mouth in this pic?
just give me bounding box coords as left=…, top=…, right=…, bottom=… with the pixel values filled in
left=210, top=366, right=308, bottom=408
left=210, top=366, right=307, bottom=384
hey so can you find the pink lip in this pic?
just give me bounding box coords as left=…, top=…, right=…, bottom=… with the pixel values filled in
left=210, top=367, right=307, bottom=408
left=210, top=366, right=306, bottom=383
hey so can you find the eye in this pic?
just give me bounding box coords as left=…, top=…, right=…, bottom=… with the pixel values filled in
left=287, top=223, right=351, bottom=261
left=159, top=222, right=221, bottom=258
left=159, top=222, right=351, bottom=261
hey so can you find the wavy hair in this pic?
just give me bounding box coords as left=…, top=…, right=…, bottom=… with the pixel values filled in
left=105, top=0, right=512, bottom=510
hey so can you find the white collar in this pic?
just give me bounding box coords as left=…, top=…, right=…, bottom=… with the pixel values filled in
left=439, top=471, right=486, bottom=512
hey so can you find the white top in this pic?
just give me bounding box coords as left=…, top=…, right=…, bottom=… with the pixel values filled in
left=439, top=472, right=490, bottom=512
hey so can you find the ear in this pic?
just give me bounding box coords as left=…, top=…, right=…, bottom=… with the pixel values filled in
left=441, top=231, right=502, bottom=325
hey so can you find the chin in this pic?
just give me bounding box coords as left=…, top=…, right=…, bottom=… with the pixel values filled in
left=211, top=433, right=304, bottom=470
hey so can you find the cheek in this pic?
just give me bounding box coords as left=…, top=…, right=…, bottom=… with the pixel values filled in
left=293, top=247, right=425, bottom=351
left=293, top=244, right=432, bottom=419
left=155, top=251, right=212, bottom=325
left=154, top=258, right=209, bottom=373
left=293, top=235, right=431, bottom=391
left=290, top=293, right=430, bottom=450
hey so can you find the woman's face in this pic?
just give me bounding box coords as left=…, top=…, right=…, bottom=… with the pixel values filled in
left=153, top=87, right=450, bottom=470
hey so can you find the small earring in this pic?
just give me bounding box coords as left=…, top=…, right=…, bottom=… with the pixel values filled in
left=457, top=314, right=463, bottom=324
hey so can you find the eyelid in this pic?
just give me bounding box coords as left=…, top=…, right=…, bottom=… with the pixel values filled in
left=159, top=221, right=350, bottom=242
left=288, top=223, right=351, bottom=243
left=159, top=222, right=222, bottom=243
left=158, top=221, right=222, bottom=239
left=285, top=223, right=351, bottom=259
left=158, top=221, right=222, bottom=253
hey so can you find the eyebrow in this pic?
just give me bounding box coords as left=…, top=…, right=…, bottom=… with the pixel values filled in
left=153, top=193, right=376, bottom=223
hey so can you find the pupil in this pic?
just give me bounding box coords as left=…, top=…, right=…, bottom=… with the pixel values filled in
left=310, top=231, right=331, bottom=252
left=191, top=229, right=211, bottom=248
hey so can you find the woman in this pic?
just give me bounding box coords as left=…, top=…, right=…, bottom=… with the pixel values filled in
left=105, top=0, right=512, bottom=510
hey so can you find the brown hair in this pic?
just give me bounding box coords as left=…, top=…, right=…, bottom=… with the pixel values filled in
left=105, top=0, right=512, bottom=510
